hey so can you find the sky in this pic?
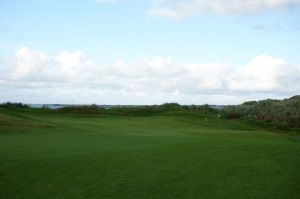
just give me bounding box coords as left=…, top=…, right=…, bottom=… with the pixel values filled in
left=0, top=0, right=300, bottom=105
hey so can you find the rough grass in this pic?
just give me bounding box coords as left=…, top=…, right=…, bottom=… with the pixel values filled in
left=0, top=108, right=299, bottom=199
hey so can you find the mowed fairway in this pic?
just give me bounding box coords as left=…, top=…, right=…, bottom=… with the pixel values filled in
left=0, top=108, right=300, bottom=199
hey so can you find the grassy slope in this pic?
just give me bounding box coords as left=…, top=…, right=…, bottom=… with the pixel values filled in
left=0, top=108, right=299, bottom=199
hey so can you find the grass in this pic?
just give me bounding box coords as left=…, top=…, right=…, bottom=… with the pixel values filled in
left=0, top=107, right=300, bottom=199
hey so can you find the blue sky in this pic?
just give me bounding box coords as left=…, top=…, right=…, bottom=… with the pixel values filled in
left=0, top=0, right=300, bottom=104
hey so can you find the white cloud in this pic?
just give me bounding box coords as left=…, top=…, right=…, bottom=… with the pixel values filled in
left=228, top=54, right=300, bottom=94
left=0, top=47, right=299, bottom=104
left=148, top=0, right=300, bottom=19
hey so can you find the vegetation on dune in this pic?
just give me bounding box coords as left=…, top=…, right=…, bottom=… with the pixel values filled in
left=222, top=95, right=300, bottom=129
left=58, top=103, right=218, bottom=116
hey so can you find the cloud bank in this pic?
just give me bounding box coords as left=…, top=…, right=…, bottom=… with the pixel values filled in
left=148, top=0, right=300, bottom=19
left=0, top=47, right=299, bottom=104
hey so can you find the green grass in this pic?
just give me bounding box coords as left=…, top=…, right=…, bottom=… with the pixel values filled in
left=0, top=107, right=300, bottom=199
